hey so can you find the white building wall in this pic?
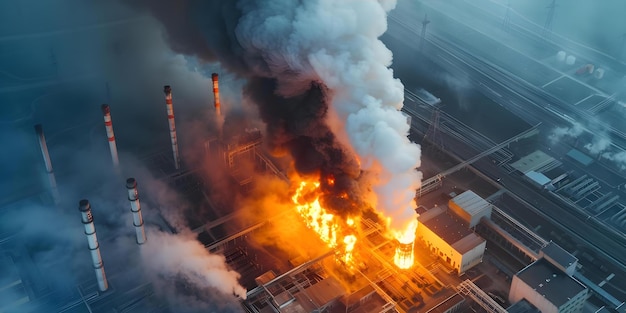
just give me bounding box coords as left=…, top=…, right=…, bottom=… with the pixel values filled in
left=509, top=275, right=558, bottom=313
left=417, top=224, right=462, bottom=272
left=459, top=240, right=486, bottom=273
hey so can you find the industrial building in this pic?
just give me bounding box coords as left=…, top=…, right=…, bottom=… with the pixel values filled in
left=415, top=191, right=489, bottom=274
left=509, top=258, right=588, bottom=313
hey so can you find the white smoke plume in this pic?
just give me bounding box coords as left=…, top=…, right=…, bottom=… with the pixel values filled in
left=549, top=121, right=584, bottom=144
left=602, top=150, right=626, bottom=170
left=130, top=0, right=422, bottom=230
left=141, top=230, right=247, bottom=300
left=584, top=136, right=612, bottom=155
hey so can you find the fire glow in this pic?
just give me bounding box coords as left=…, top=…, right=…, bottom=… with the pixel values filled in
left=393, top=220, right=418, bottom=269
left=291, top=181, right=356, bottom=264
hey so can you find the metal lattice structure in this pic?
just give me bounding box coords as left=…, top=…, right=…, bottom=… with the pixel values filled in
left=457, top=280, right=507, bottom=313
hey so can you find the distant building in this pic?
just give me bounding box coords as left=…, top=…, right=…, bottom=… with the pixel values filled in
left=448, top=190, right=492, bottom=228
left=509, top=258, right=588, bottom=313
left=417, top=206, right=486, bottom=274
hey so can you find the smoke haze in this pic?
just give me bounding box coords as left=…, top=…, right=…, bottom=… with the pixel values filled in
left=127, top=0, right=422, bottom=229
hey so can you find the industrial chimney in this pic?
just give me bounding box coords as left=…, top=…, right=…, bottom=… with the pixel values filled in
left=211, top=73, right=221, bottom=117
left=34, top=124, right=60, bottom=204
left=78, top=199, right=108, bottom=292
left=101, top=104, right=119, bottom=170
left=163, top=86, right=181, bottom=170
left=126, top=178, right=146, bottom=245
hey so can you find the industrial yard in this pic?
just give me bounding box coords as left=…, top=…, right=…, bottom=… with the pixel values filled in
left=1, top=0, right=626, bottom=313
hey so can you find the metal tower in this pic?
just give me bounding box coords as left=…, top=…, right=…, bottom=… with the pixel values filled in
left=502, top=0, right=512, bottom=31
left=419, top=14, right=430, bottom=51
left=543, top=0, right=557, bottom=36
left=423, top=105, right=444, bottom=150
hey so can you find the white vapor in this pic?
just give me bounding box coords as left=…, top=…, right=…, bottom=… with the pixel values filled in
left=236, top=0, right=422, bottom=229
left=141, top=230, right=247, bottom=300
left=549, top=122, right=584, bottom=144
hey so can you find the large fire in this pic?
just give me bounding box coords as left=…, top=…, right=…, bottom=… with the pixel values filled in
left=393, top=220, right=418, bottom=269
left=291, top=181, right=357, bottom=264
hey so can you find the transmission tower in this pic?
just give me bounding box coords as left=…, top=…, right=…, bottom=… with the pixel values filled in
left=543, top=0, right=557, bottom=37
left=419, top=14, right=431, bottom=52
left=502, top=0, right=512, bottom=31
left=423, top=105, right=444, bottom=150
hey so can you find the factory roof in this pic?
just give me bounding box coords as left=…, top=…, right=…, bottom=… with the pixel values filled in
left=419, top=207, right=474, bottom=246
left=540, top=242, right=577, bottom=270
left=516, top=259, right=587, bottom=307
left=524, top=171, right=551, bottom=187
left=510, top=150, right=556, bottom=174
left=290, top=277, right=345, bottom=312
left=567, top=149, right=594, bottom=166
left=450, top=190, right=491, bottom=217
left=451, top=233, right=485, bottom=254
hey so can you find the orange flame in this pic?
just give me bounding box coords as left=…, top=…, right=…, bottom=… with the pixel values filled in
left=393, top=220, right=418, bottom=269
left=292, top=181, right=357, bottom=264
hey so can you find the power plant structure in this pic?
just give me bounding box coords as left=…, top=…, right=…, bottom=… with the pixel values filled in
left=126, top=178, right=146, bottom=245
left=79, top=199, right=108, bottom=292
left=163, top=86, right=181, bottom=170
left=34, top=124, right=60, bottom=204
left=4, top=71, right=624, bottom=313
left=101, top=104, right=120, bottom=170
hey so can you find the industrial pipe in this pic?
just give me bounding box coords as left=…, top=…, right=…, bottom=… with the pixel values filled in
left=126, top=178, right=146, bottom=245
left=78, top=199, right=108, bottom=292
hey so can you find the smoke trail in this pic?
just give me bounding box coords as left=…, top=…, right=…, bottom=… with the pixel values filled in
left=548, top=121, right=584, bottom=144
left=127, top=0, right=422, bottom=228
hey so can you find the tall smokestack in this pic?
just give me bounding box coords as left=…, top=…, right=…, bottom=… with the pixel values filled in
left=101, top=104, right=119, bottom=169
left=34, top=124, right=60, bottom=204
left=163, top=86, right=181, bottom=170
left=211, top=73, right=221, bottom=117
left=78, top=199, right=108, bottom=292
left=126, top=178, right=146, bottom=245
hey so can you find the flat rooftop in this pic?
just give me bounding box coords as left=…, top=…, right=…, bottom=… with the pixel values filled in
left=450, top=190, right=491, bottom=217
left=516, top=259, right=587, bottom=307
left=540, top=241, right=577, bottom=270
left=419, top=207, right=473, bottom=245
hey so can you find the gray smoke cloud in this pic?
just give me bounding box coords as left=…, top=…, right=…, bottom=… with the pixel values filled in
left=1, top=0, right=248, bottom=310
left=127, top=0, right=422, bottom=229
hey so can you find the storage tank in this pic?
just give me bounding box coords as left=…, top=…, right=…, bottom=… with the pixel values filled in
left=556, top=51, right=566, bottom=62
left=566, top=55, right=576, bottom=65
left=594, top=68, right=605, bottom=79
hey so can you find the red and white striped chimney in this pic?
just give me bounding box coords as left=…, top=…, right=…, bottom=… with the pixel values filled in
left=211, top=73, right=221, bottom=117
left=78, top=199, right=108, bottom=292
left=101, top=104, right=119, bottom=169
left=126, top=178, right=146, bottom=245
left=34, top=124, right=60, bottom=204
left=163, top=86, right=180, bottom=170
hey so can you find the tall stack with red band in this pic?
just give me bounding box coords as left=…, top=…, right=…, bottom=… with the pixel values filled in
left=163, top=86, right=180, bottom=170
left=211, top=73, right=221, bottom=117
left=101, top=104, right=119, bottom=168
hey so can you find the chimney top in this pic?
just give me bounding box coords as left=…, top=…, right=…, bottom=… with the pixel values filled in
left=101, top=104, right=111, bottom=114
left=164, top=85, right=172, bottom=95
left=212, top=73, right=218, bottom=80
left=126, top=178, right=137, bottom=189
left=79, top=199, right=91, bottom=212
left=34, top=124, right=43, bottom=134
